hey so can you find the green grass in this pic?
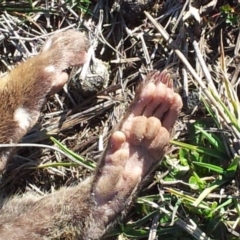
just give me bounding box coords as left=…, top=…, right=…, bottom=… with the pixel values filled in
left=1, top=0, right=240, bottom=239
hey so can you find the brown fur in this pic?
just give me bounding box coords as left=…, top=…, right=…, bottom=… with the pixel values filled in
left=0, top=177, right=102, bottom=239
left=0, top=30, right=89, bottom=171
left=0, top=30, right=182, bottom=240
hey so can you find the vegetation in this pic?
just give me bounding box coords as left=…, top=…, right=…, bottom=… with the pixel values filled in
left=0, top=0, right=240, bottom=239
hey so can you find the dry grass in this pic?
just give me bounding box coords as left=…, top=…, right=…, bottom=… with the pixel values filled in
left=0, top=0, right=240, bottom=239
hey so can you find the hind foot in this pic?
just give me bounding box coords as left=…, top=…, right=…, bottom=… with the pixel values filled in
left=92, top=70, right=183, bottom=220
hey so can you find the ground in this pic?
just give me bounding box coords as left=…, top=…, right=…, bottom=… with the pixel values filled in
left=0, top=0, right=240, bottom=239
